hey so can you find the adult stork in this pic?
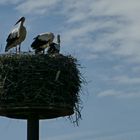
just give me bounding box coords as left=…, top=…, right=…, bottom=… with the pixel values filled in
left=47, top=34, right=61, bottom=55
left=5, top=16, right=27, bottom=53
left=31, top=32, right=55, bottom=54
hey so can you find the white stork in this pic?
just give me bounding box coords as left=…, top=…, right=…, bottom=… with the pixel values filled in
left=5, top=17, right=27, bottom=53
left=47, top=34, right=61, bottom=55
left=31, top=32, right=55, bottom=54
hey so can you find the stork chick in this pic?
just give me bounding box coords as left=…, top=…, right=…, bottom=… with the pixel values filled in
left=5, top=17, right=27, bottom=53
left=47, top=34, right=61, bottom=55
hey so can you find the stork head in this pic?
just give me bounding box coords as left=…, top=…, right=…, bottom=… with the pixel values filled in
left=15, top=17, right=25, bottom=25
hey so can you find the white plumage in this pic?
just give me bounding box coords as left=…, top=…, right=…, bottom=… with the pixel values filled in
left=31, top=32, right=55, bottom=54
left=5, top=17, right=27, bottom=53
left=38, top=32, right=54, bottom=42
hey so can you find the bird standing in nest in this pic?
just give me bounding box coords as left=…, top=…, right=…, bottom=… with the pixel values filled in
left=31, top=32, right=55, bottom=54
left=5, top=17, right=27, bottom=53
left=47, top=34, right=61, bottom=55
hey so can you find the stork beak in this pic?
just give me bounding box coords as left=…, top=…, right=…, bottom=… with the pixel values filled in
left=14, top=17, right=25, bottom=25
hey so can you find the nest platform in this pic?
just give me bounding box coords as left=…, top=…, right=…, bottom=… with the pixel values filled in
left=0, top=54, right=82, bottom=120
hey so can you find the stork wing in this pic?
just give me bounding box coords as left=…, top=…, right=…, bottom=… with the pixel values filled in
left=31, top=35, right=49, bottom=49
left=6, top=28, right=19, bottom=45
left=33, top=35, right=40, bottom=40
left=6, top=34, right=19, bottom=49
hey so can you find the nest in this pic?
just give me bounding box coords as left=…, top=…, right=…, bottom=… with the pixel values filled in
left=0, top=53, right=82, bottom=124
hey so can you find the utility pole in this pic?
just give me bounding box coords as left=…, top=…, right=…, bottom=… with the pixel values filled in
left=27, top=117, right=39, bottom=140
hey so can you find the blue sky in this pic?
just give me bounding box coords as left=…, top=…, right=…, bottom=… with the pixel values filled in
left=0, top=0, right=140, bottom=139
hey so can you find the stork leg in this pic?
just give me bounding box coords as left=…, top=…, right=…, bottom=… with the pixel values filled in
left=43, top=49, right=45, bottom=54
left=19, top=44, right=21, bottom=53
left=16, top=47, right=17, bottom=54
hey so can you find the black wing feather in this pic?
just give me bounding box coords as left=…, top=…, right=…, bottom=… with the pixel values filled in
left=31, top=36, right=49, bottom=49
left=6, top=33, right=19, bottom=46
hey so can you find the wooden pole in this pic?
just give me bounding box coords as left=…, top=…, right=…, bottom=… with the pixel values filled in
left=27, top=117, right=39, bottom=140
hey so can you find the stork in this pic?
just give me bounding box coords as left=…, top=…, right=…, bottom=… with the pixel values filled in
left=31, top=32, right=55, bottom=54
left=5, top=17, right=27, bottom=53
left=47, top=34, right=61, bottom=55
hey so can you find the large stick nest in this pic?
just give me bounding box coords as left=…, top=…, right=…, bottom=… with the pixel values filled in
left=0, top=53, right=82, bottom=124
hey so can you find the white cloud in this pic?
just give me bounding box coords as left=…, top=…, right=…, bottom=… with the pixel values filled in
left=43, top=0, right=138, bottom=62
left=97, top=89, right=121, bottom=98
left=97, top=89, right=140, bottom=99
left=112, top=75, right=140, bottom=85
left=64, top=0, right=140, bottom=62
left=5, top=0, right=140, bottom=62
left=16, top=0, right=61, bottom=15
left=0, top=0, right=22, bottom=4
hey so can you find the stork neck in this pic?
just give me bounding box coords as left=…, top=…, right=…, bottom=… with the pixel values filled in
left=19, top=21, right=24, bottom=28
